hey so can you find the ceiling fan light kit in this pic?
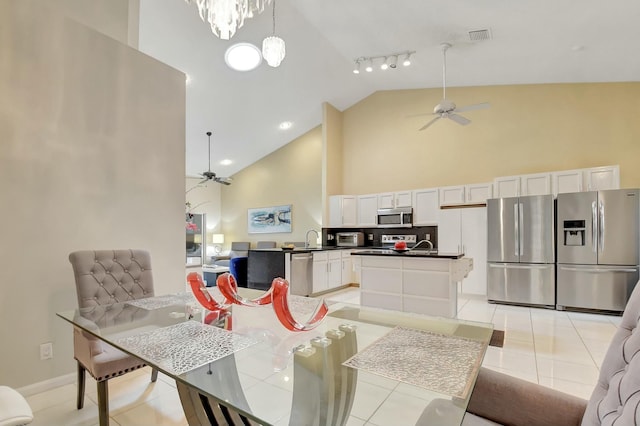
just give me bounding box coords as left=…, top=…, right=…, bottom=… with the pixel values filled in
left=352, top=50, right=415, bottom=75
left=415, top=43, right=490, bottom=131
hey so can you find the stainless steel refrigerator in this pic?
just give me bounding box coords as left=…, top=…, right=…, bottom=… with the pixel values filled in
left=556, top=189, right=639, bottom=312
left=486, top=195, right=555, bottom=307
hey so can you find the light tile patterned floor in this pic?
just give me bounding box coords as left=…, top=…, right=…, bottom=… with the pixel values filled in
left=23, top=288, right=618, bottom=425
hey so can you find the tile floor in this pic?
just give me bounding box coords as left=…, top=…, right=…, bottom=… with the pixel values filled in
left=23, top=288, right=619, bottom=425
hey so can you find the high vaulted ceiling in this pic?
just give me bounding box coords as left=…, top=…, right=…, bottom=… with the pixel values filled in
left=138, top=0, right=640, bottom=178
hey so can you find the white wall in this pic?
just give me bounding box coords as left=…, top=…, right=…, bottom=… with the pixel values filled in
left=0, top=1, right=185, bottom=388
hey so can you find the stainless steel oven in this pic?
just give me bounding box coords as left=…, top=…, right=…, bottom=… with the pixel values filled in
left=376, top=207, right=413, bottom=228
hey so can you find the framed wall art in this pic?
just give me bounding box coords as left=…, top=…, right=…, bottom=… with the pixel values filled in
left=247, top=204, right=292, bottom=234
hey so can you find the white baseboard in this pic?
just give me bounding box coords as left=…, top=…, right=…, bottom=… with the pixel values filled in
left=17, top=372, right=76, bottom=397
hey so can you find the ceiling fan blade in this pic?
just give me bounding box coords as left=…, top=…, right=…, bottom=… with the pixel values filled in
left=454, top=102, right=490, bottom=113
left=419, top=116, right=441, bottom=131
left=198, top=178, right=209, bottom=185
left=215, top=177, right=232, bottom=185
left=448, top=113, right=471, bottom=126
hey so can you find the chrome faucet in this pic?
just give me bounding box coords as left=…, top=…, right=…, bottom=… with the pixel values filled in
left=305, top=229, right=320, bottom=248
left=412, top=239, right=434, bottom=251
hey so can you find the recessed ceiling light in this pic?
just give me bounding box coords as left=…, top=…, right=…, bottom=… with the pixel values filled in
left=220, top=159, right=233, bottom=166
left=224, top=43, right=262, bottom=72
left=279, top=121, right=292, bottom=130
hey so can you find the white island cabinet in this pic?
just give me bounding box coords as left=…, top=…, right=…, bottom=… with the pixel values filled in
left=355, top=252, right=473, bottom=319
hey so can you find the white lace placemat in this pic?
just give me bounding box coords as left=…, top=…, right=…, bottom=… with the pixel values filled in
left=342, top=326, right=486, bottom=398
left=115, top=320, right=258, bottom=375
left=125, top=293, right=196, bottom=310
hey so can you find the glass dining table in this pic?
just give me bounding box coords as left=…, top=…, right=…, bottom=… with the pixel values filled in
left=57, top=288, right=492, bottom=426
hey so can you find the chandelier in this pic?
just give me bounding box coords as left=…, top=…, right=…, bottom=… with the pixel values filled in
left=184, top=0, right=272, bottom=40
left=261, top=0, right=285, bottom=67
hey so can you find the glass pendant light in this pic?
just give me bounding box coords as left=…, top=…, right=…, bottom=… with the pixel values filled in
left=262, top=0, right=286, bottom=67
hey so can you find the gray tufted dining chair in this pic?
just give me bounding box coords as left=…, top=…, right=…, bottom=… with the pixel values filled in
left=460, top=280, right=640, bottom=426
left=68, top=249, right=158, bottom=426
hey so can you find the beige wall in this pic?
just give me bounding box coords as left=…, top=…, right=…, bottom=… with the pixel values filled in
left=0, top=1, right=185, bottom=388
left=220, top=127, right=322, bottom=248
left=323, top=102, right=344, bottom=224
left=342, top=83, right=640, bottom=195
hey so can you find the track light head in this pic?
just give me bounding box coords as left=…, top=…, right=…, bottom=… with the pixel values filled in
left=380, top=57, right=389, bottom=70
left=365, top=58, right=373, bottom=72
left=353, top=59, right=361, bottom=74
left=389, top=55, right=398, bottom=68
left=402, top=52, right=412, bottom=67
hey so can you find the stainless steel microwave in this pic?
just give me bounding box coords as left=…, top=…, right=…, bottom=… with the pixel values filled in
left=377, top=207, right=413, bottom=228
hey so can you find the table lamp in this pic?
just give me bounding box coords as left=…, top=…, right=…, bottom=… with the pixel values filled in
left=211, top=233, right=225, bottom=255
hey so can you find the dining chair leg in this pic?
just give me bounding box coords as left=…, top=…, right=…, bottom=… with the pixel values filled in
left=151, top=368, right=158, bottom=382
left=76, top=362, right=86, bottom=409
left=97, top=380, right=109, bottom=426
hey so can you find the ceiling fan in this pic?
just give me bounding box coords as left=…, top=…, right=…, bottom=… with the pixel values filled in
left=416, top=43, right=490, bottom=131
left=198, top=131, right=232, bottom=185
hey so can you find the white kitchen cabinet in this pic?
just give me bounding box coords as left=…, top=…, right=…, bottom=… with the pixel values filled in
left=412, top=188, right=439, bottom=225
left=584, top=165, right=620, bottom=191
left=493, top=176, right=520, bottom=198
left=378, top=191, right=412, bottom=209
left=521, top=173, right=552, bottom=196
left=553, top=169, right=583, bottom=195
left=341, top=250, right=354, bottom=285
left=312, top=252, right=328, bottom=293
left=328, top=251, right=342, bottom=289
left=494, top=173, right=551, bottom=198
left=328, top=195, right=357, bottom=227
left=439, top=183, right=492, bottom=207
left=439, top=186, right=466, bottom=206
left=460, top=208, right=487, bottom=295
left=466, top=183, right=493, bottom=204
left=437, top=207, right=487, bottom=295
left=357, top=194, right=378, bottom=227
left=312, top=250, right=343, bottom=294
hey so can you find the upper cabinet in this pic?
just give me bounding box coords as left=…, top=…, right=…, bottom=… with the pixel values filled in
left=494, top=173, right=551, bottom=198
left=378, top=191, right=412, bottom=209
left=552, top=165, right=620, bottom=196
left=328, top=195, right=357, bottom=227
left=584, top=165, right=620, bottom=191
left=439, top=183, right=492, bottom=207
left=412, top=188, right=439, bottom=225
left=357, top=194, right=378, bottom=227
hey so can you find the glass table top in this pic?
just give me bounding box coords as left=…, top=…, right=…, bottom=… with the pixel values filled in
left=57, top=289, right=492, bottom=426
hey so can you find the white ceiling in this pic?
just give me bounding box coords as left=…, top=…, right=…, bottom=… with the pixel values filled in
left=138, top=0, right=640, bottom=178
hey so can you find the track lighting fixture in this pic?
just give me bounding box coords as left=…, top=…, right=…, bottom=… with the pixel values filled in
left=365, top=58, right=373, bottom=72
left=353, top=59, right=361, bottom=74
left=351, top=50, right=414, bottom=75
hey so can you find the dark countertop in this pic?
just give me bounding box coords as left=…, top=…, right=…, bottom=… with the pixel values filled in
left=351, top=249, right=464, bottom=259
left=249, top=247, right=344, bottom=253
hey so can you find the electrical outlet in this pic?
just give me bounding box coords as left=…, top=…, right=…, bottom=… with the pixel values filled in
left=368, top=234, right=374, bottom=241
left=40, top=342, right=53, bottom=360
left=426, top=233, right=431, bottom=241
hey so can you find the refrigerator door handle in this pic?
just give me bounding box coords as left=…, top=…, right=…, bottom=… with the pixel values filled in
left=591, top=201, right=598, bottom=253
left=559, top=266, right=637, bottom=273
left=519, top=203, right=524, bottom=256
left=489, top=263, right=550, bottom=270
left=599, top=200, right=605, bottom=252
left=514, top=203, right=519, bottom=257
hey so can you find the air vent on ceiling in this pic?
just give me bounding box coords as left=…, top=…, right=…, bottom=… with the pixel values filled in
left=468, top=29, right=492, bottom=42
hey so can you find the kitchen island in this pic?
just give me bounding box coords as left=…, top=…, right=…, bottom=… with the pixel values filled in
left=352, top=250, right=472, bottom=318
